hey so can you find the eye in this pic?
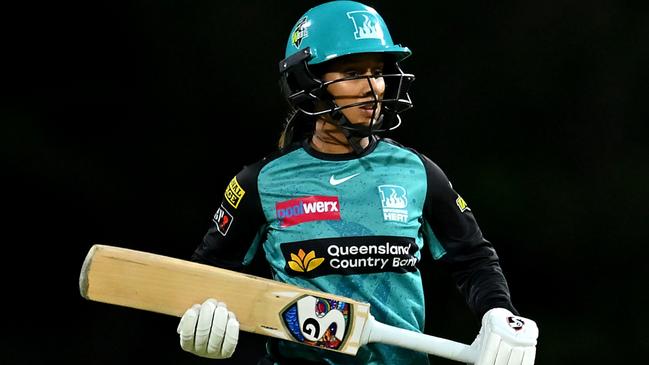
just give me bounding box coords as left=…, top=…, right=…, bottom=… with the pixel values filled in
left=373, top=68, right=384, bottom=77
left=344, top=70, right=361, bottom=77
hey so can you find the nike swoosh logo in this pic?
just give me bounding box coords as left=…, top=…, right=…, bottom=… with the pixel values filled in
left=329, top=173, right=360, bottom=186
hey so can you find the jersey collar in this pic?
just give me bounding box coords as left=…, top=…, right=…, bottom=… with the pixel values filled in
left=302, top=136, right=379, bottom=161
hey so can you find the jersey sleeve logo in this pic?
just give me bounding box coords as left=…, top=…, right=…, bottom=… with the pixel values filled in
left=212, top=205, right=233, bottom=236
left=455, top=195, right=471, bottom=212
left=224, top=177, right=245, bottom=209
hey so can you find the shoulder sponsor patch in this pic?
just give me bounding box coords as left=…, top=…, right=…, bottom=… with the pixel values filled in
left=212, top=205, right=233, bottom=236
left=224, top=177, right=245, bottom=209
left=456, top=195, right=470, bottom=212
left=280, top=236, right=419, bottom=277
left=276, top=196, right=341, bottom=227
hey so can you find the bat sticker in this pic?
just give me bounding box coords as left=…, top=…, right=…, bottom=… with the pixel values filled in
left=282, top=295, right=351, bottom=350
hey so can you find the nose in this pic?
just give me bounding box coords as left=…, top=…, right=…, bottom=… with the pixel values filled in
left=361, top=71, right=385, bottom=98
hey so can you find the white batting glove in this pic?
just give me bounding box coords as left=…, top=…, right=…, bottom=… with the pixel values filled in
left=177, top=298, right=240, bottom=359
left=471, top=308, right=538, bottom=365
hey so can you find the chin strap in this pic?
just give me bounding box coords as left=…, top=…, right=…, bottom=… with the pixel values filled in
left=329, top=109, right=383, bottom=154
left=341, top=127, right=366, bottom=155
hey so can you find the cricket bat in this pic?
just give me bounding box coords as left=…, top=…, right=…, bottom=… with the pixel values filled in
left=79, top=244, right=477, bottom=363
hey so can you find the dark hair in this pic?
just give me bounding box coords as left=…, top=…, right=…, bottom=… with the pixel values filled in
left=277, top=110, right=315, bottom=149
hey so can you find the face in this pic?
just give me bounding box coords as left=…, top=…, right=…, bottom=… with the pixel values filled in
left=321, top=53, right=386, bottom=126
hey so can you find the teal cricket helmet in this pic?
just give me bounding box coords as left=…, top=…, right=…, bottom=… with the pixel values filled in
left=278, top=1, right=415, bottom=151
left=283, top=0, right=411, bottom=65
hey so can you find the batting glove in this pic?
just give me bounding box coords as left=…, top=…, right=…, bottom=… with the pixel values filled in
left=177, top=298, right=240, bottom=359
left=471, top=308, right=538, bottom=365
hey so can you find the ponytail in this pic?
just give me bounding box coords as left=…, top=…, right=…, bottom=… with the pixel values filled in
left=277, top=110, right=314, bottom=149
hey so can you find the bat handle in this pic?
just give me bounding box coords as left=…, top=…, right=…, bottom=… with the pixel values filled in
left=361, top=315, right=478, bottom=364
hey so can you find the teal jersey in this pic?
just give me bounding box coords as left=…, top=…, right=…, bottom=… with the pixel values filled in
left=193, top=138, right=516, bottom=365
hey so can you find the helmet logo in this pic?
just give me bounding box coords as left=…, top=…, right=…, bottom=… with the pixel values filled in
left=346, top=11, right=384, bottom=40
left=291, top=16, right=310, bottom=49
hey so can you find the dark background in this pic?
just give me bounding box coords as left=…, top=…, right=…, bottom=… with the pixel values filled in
left=3, top=0, right=648, bottom=364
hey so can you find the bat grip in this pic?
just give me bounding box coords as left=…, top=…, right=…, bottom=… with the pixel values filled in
left=363, top=315, right=478, bottom=363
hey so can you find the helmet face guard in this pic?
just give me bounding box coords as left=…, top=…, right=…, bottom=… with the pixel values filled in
left=279, top=1, right=415, bottom=140
left=280, top=48, right=414, bottom=137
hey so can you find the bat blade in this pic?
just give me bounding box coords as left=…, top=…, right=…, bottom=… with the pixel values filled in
left=79, top=244, right=370, bottom=355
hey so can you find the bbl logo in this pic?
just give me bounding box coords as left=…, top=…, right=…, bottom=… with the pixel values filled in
left=282, top=295, right=351, bottom=350
left=291, top=17, right=310, bottom=48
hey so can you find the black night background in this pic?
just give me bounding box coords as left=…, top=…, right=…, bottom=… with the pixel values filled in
left=3, top=1, right=648, bottom=364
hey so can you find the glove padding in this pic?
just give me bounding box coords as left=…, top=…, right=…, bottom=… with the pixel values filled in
left=471, top=308, right=538, bottom=365
left=177, top=298, right=240, bottom=359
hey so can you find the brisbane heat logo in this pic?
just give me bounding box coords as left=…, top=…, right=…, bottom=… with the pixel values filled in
left=276, top=196, right=341, bottom=227
left=346, top=11, right=383, bottom=40
left=377, top=185, right=409, bottom=223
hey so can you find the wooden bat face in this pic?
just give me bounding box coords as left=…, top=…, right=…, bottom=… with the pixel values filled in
left=80, top=244, right=371, bottom=355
